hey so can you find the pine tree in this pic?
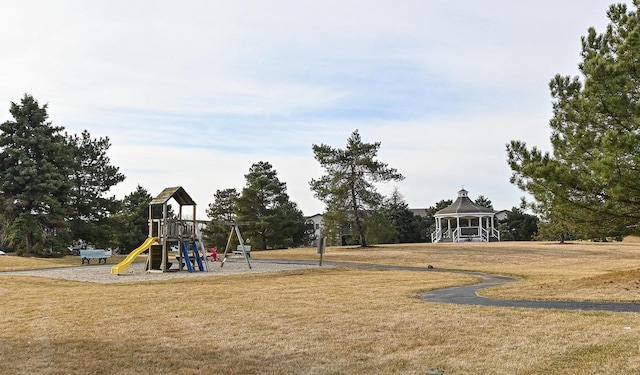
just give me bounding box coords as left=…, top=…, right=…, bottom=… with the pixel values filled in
left=424, top=200, right=453, bottom=242
left=507, top=2, right=640, bottom=239
left=110, top=185, right=153, bottom=253
left=310, top=130, right=404, bottom=247
left=381, top=188, right=424, bottom=243
left=474, top=195, right=493, bottom=209
left=498, top=207, right=539, bottom=241
left=203, top=188, right=239, bottom=249
left=67, top=130, right=125, bottom=248
left=236, top=162, right=306, bottom=249
left=0, top=95, right=72, bottom=254
left=365, top=210, right=398, bottom=244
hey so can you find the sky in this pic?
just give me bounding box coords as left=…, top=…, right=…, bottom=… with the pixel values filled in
left=0, top=1, right=616, bottom=219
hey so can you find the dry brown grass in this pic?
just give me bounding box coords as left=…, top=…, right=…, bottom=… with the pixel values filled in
left=255, top=241, right=640, bottom=302
left=2, top=242, right=640, bottom=374
left=0, top=253, right=146, bottom=271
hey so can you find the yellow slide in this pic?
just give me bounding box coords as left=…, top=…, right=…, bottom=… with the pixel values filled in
left=110, top=237, right=158, bottom=275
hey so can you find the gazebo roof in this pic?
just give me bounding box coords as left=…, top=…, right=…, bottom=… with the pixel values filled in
left=435, top=188, right=494, bottom=216
left=150, top=186, right=196, bottom=206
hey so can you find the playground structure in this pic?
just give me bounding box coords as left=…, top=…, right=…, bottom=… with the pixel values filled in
left=111, top=186, right=251, bottom=275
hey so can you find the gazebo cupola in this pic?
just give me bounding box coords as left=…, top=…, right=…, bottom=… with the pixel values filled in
left=431, top=188, right=500, bottom=243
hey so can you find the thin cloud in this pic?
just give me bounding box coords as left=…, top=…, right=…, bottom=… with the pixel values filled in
left=0, top=0, right=614, bottom=217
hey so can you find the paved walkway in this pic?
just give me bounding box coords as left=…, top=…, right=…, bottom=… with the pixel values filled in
left=419, top=271, right=640, bottom=312
left=323, top=261, right=640, bottom=313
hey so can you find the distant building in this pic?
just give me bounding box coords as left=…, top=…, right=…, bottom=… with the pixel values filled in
left=409, top=208, right=428, bottom=217
left=494, top=210, right=509, bottom=222
left=305, top=214, right=323, bottom=246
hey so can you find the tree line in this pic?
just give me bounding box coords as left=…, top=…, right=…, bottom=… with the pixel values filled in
left=201, top=131, right=428, bottom=250
left=0, top=95, right=539, bottom=256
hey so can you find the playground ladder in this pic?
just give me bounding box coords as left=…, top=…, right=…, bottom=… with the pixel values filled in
left=192, top=241, right=205, bottom=271
left=180, top=242, right=194, bottom=272
left=180, top=241, right=206, bottom=273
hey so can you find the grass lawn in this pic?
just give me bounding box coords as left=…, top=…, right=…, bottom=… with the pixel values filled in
left=0, top=253, right=145, bottom=271
left=2, top=242, right=640, bottom=374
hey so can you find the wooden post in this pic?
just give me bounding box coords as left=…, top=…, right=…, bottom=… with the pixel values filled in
left=317, top=237, right=326, bottom=266
left=218, top=223, right=252, bottom=269
left=220, top=226, right=235, bottom=268
left=235, top=225, right=252, bottom=269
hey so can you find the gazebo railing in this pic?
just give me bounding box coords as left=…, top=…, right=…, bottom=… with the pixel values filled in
left=452, top=228, right=461, bottom=242
left=472, top=227, right=501, bottom=242
left=442, top=229, right=452, bottom=240
left=492, top=227, right=500, bottom=241
left=431, top=229, right=441, bottom=243
left=431, top=228, right=453, bottom=243
left=433, top=226, right=499, bottom=243
left=454, top=227, right=484, bottom=242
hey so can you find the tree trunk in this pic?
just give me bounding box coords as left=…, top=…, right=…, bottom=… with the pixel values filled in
left=26, top=232, right=34, bottom=253
left=350, top=181, right=367, bottom=247
left=355, top=214, right=367, bottom=247
left=260, top=231, right=267, bottom=250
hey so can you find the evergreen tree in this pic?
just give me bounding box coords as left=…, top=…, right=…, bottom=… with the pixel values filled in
left=281, top=200, right=312, bottom=248
left=365, top=210, right=398, bottom=244
left=474, top=195, right=493, bottom=209
left=320, top=201, right=351, bottom=246
left=424, top=199, right=453, bottom=242
left=382, top=188, right=425, bottom=243
left=412, top=214, right=428, bottom=243
left=533, top=204, right=574, bottom=243
left=67, top=130, right=125, bottom=248
left=0, top=94, right=72, bottom=254
left=236, top=161, right=306, bottom=249
left=310, top=130, right=404, bottom=247
left=0, top=211, right=9, bottom=253
left=110, top=185, right=152, bottom=253
left=498, top=207, right=539, bottom=241
left=203, top=188, right=239, bottom=250
left=507, top=2, right=640, bottom=239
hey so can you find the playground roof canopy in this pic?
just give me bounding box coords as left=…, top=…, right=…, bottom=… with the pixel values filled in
left=150, top=186, right=196, bottom=207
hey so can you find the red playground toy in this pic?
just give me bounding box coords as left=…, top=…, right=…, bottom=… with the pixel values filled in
left=206, top=247, right=219, bottom=262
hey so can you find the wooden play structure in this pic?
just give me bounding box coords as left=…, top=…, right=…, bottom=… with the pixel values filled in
left=111, top=186, right=251, bottom=275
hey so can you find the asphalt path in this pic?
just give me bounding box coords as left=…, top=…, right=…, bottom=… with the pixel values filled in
left=419, top=271, right=640, bottom=312
left=267, top=260, right=640, bottom=313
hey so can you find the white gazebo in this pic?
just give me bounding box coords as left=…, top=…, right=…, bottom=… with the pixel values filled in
left=431, top=188, right=500, bottom=243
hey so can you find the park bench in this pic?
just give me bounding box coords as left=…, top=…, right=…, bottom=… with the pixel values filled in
left=233, top=245, right=251, bottom=257
left=80, top=249, right=111, bottom=265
